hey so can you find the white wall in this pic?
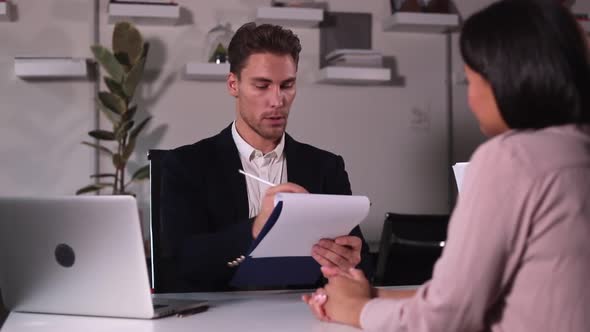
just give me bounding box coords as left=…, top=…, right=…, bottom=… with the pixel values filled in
left=7, top=0, right=585, bottom=244
left=97, top=0, right=454, bottom=242
left=0, top=1, right=95, bottom=196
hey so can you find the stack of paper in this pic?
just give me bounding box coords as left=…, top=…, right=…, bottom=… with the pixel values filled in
left=325, top=49, right=384, bottom=68
left=452, top=162, right=469, bottom=193
left=230, top=193, right=371, bottom=287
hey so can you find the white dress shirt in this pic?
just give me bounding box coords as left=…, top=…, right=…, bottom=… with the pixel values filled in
left=231, top=122, right=288, bottom=218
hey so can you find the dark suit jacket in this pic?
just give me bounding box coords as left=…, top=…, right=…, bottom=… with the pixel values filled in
left=161, top=124, right=373, bottom=291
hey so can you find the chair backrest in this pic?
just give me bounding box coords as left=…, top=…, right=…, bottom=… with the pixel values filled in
left=374, top=212, right=450, bottom=286
left=0, top=288, right=7, bottom=325
left=147, top=149, right=170, bottom=293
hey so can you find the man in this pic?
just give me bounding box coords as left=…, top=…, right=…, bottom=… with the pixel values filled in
left=161, top=22, right=372, bottom=291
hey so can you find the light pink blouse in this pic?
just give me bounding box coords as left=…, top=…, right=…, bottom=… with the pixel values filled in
left=361, top=125, right=590, bottom=332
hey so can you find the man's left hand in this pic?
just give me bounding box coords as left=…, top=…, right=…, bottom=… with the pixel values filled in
left=312, top=235, right=362, bottom=271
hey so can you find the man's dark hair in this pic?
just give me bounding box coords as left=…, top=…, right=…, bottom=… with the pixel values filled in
left=228, top=22, right=302, bottom=77
left=460, top=0, right=590, bottom=129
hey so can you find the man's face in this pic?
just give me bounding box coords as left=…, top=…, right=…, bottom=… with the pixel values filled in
left=228, top=52, right=297, bottom=144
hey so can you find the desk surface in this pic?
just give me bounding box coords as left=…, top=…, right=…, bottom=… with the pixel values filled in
left=2, top=291, right=365, bottom=332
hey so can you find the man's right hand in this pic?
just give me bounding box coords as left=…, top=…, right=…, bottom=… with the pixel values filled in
left=252, top=182, right=308, bottom=239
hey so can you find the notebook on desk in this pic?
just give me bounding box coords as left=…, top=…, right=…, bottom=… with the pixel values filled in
left=0, top=196, right=207, bottom=319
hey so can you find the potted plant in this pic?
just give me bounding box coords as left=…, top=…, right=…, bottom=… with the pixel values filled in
left=77, top=21, right=151, bottom=195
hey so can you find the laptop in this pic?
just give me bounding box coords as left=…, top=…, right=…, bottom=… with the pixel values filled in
left=0, top=195, right=207, bottom=319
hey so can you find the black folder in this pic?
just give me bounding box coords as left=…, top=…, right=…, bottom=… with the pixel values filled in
left=230, top=201, right=322, bottom=287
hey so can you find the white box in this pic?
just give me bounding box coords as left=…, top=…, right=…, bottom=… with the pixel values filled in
left=318, top=66, right=391, bottom=85
left=14, top=57, right=88, bottom=78
left=256, top=7, right=323, bottom=28
left=0, top=2, right=10, bottom=21
left=108, top=2, right=180, bottom=23
left=185, top=62, right=230, bottom=81
left=383, top=12, right=459, bottom=33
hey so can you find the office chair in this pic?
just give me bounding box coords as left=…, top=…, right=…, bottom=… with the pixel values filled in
left=0, top=288, right=7, bottom=325
left=148, top=149, right=181, bottom=293
left=374, top=212, right=450, bottom=286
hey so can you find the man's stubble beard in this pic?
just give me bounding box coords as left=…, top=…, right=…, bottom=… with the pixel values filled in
left=241, top=109, right=289, bottom=141
left=249, top=118, right=287, bottom=141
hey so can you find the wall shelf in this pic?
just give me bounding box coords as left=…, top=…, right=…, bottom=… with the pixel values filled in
left=317, top=66, right=391, bottom=85
left=14, top=57, right=89, bottom=79
left=185, top=62, right=229, bottom=81
left=382, top=12, right=459, bottom=33
left=108, top=2, right=180, bottom=24
left=256, top=7, right=323, bottom=28
left=0, top=1, right=10, bottom=21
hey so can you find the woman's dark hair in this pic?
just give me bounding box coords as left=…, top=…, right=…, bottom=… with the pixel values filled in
left=460, top=0, right=590, bottom=128
left=228, top=22, right=302, bottom=78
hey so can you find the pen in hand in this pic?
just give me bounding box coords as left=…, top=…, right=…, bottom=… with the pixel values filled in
left=238, top=169, right=277, bottom=187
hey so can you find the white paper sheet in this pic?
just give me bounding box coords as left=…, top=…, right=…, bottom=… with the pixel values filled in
left=452, top=162, right=469, bottom=193
left=249, top=193, right=370, bottom=258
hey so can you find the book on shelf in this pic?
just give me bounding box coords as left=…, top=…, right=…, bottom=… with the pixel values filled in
left=327, top=55, right=384, bottom=68
left=271, top=1, right=324, bottom=8
left=110, top=0, right=178, bottom=6
left=325, top=49, right=381, bottom=61
left=325, top=49, right=384, bottom=68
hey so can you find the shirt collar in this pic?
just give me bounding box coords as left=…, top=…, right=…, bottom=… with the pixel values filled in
left=231, top=121, right=285, bottom=161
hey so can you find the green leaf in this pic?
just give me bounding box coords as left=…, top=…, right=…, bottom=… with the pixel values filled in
left=123, top=56, right=145, bottom=97
left=96, top=97, right=120, bottom=125
left=112, top=153, right=125, bottom=169
left=90, top=45, right=124, bottom=82
left=130, top=165, right=150, bottom=181
left=114, top=52, right=132, bottom=72
left=104, top=77, right=126, bottom=99
left=122, top=105, right=137, bottom=123
left=130, top=116, right=151, bottom=140
left=113, top=22, right=144, bottom=68
left=81, top=141, right=114, bottom=156
left=209, top=43, right=228, bottom=63
left=75, top=183, right=113, bottom=195
left=88, top=130, right=116, bottom=141
left=90, top=173, right=116, bottom=178
left=98, top=92, right=126, bottom=114
left=115, top=120, right=134, bottom=140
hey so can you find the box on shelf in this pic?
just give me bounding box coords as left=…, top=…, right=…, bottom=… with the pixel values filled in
left=318, top=66, right=391, bottom=85
left=108, top=1, right=180, bottom=24
left=256, top=6, right=323, bottom=28
left=0, top=1, right=11, bottom=22
left=382, top=12, right=459, bottom=33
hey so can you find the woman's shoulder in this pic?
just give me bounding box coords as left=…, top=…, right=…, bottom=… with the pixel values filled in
left=471, top=125, right=590, bottom=177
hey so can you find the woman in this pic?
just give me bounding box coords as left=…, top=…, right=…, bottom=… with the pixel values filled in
left=303, top=0, right=590, bottom=331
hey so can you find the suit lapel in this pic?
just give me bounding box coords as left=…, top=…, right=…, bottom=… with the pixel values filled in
left=285, top=134, right=316, bottom=193
left=215, top=124, right=249, bottom=220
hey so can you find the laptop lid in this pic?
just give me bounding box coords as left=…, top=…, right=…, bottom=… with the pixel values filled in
left=0, top=196, right=187, bottom=319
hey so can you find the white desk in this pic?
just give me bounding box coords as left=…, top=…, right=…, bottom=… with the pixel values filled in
left=1, top=291, right=361, bottom=332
